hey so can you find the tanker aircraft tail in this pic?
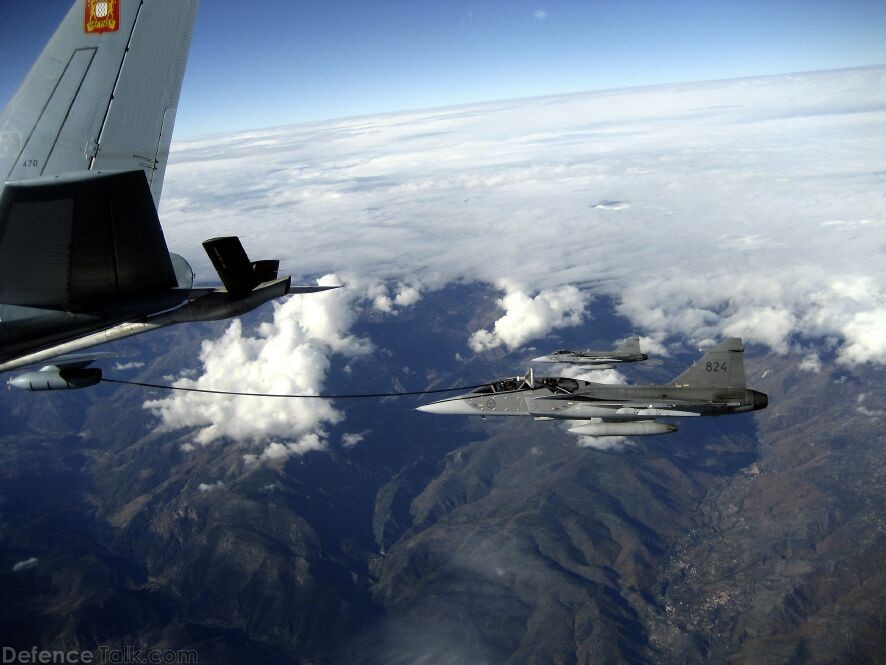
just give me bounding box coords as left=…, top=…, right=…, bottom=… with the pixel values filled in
left=1, top=1, right=338, bottom=390
left=0, top=0, right=199, bottom=205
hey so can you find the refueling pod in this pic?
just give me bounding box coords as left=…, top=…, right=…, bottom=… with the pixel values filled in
left=8, top=366, right=102, bottom=391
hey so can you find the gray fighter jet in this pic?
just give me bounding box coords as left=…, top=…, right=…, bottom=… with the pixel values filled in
left=0, top=1, right=335, bottom=390
left=532, top=335, right=647, bottom=369
left=417, top=338, right=768, bottom=436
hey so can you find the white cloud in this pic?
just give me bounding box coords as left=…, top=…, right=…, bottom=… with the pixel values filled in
left=534, top=9, right=547, bottom=20
left=577, top=434, right=632, bottom=451
left=394, top=282, right=422, bottom=307
left=838, top=308, right=886, bottom=366
left=252, top=433, right=326, bottom=461
left=469, top=284, right=588, bottom=352
left=559, top=366, right=627, bottom=385
left=640, top=333, right=670, bottom=357
left=342, top=431, right=368, bottom=447
left=618, top=273, right=885, bottom=363
left=820, top=219, right=881, bottom=229
left=365, top=279, right=423, bottom=313
left=721, top=306, right=795, bottom=355
left=180, top=442, right=196, bottom=453
left=366, top=281, right=395, bottom=313
left=855, top=393, right=884, bottom=418
left=12, top=557, right=38, bottom=572
left=113, top=360, right=145, bottom=371
left=145, top=277, right=370, bottom=449
left=799, top=352, right=822, bottom=373
left=198, top=480, right=224, bottom=492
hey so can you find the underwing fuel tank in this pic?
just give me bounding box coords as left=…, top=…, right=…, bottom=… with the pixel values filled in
left=8, top=367, right=102, bottom=391
left=568, top=421, right=678, bottom=436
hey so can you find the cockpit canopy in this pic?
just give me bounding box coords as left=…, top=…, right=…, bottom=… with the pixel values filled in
left=472, top=376, right=582, bottom=394
left=471, top=378, right=522, bottom=394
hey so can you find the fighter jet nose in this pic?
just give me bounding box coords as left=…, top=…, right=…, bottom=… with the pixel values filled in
left=531, top=356, right=550, bottom=363
left=415, top=398, right=473, bottom=415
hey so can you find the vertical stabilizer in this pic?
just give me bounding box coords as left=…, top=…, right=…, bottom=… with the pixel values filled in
left=613, top=335, right=641, bottom=355
left=671, top=338, right=746, bottom=389
left=0, top=0, right=199, bottom=207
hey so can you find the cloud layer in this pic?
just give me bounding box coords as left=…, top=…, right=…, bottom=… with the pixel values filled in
left=160, top=67, right=886, bottom=367
left=151, top=68, right=886, bottom=445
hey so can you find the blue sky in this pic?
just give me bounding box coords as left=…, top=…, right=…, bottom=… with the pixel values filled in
left=1, top=0, right=885, bottom=137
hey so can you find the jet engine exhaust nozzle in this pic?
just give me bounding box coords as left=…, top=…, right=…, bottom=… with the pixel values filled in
left=752, top=390, right=769, bottom=411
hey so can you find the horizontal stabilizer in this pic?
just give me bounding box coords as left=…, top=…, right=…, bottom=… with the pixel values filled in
left=0, top=170, right=176, bottom=308
left=251, top=259, right=280, bottom=284
left=203, top=236, right=278, bottom=299
left=288, top=285, right=342, bottom=295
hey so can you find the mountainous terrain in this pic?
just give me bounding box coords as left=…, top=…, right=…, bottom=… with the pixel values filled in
left=1, top=285, right=882, bottom=664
